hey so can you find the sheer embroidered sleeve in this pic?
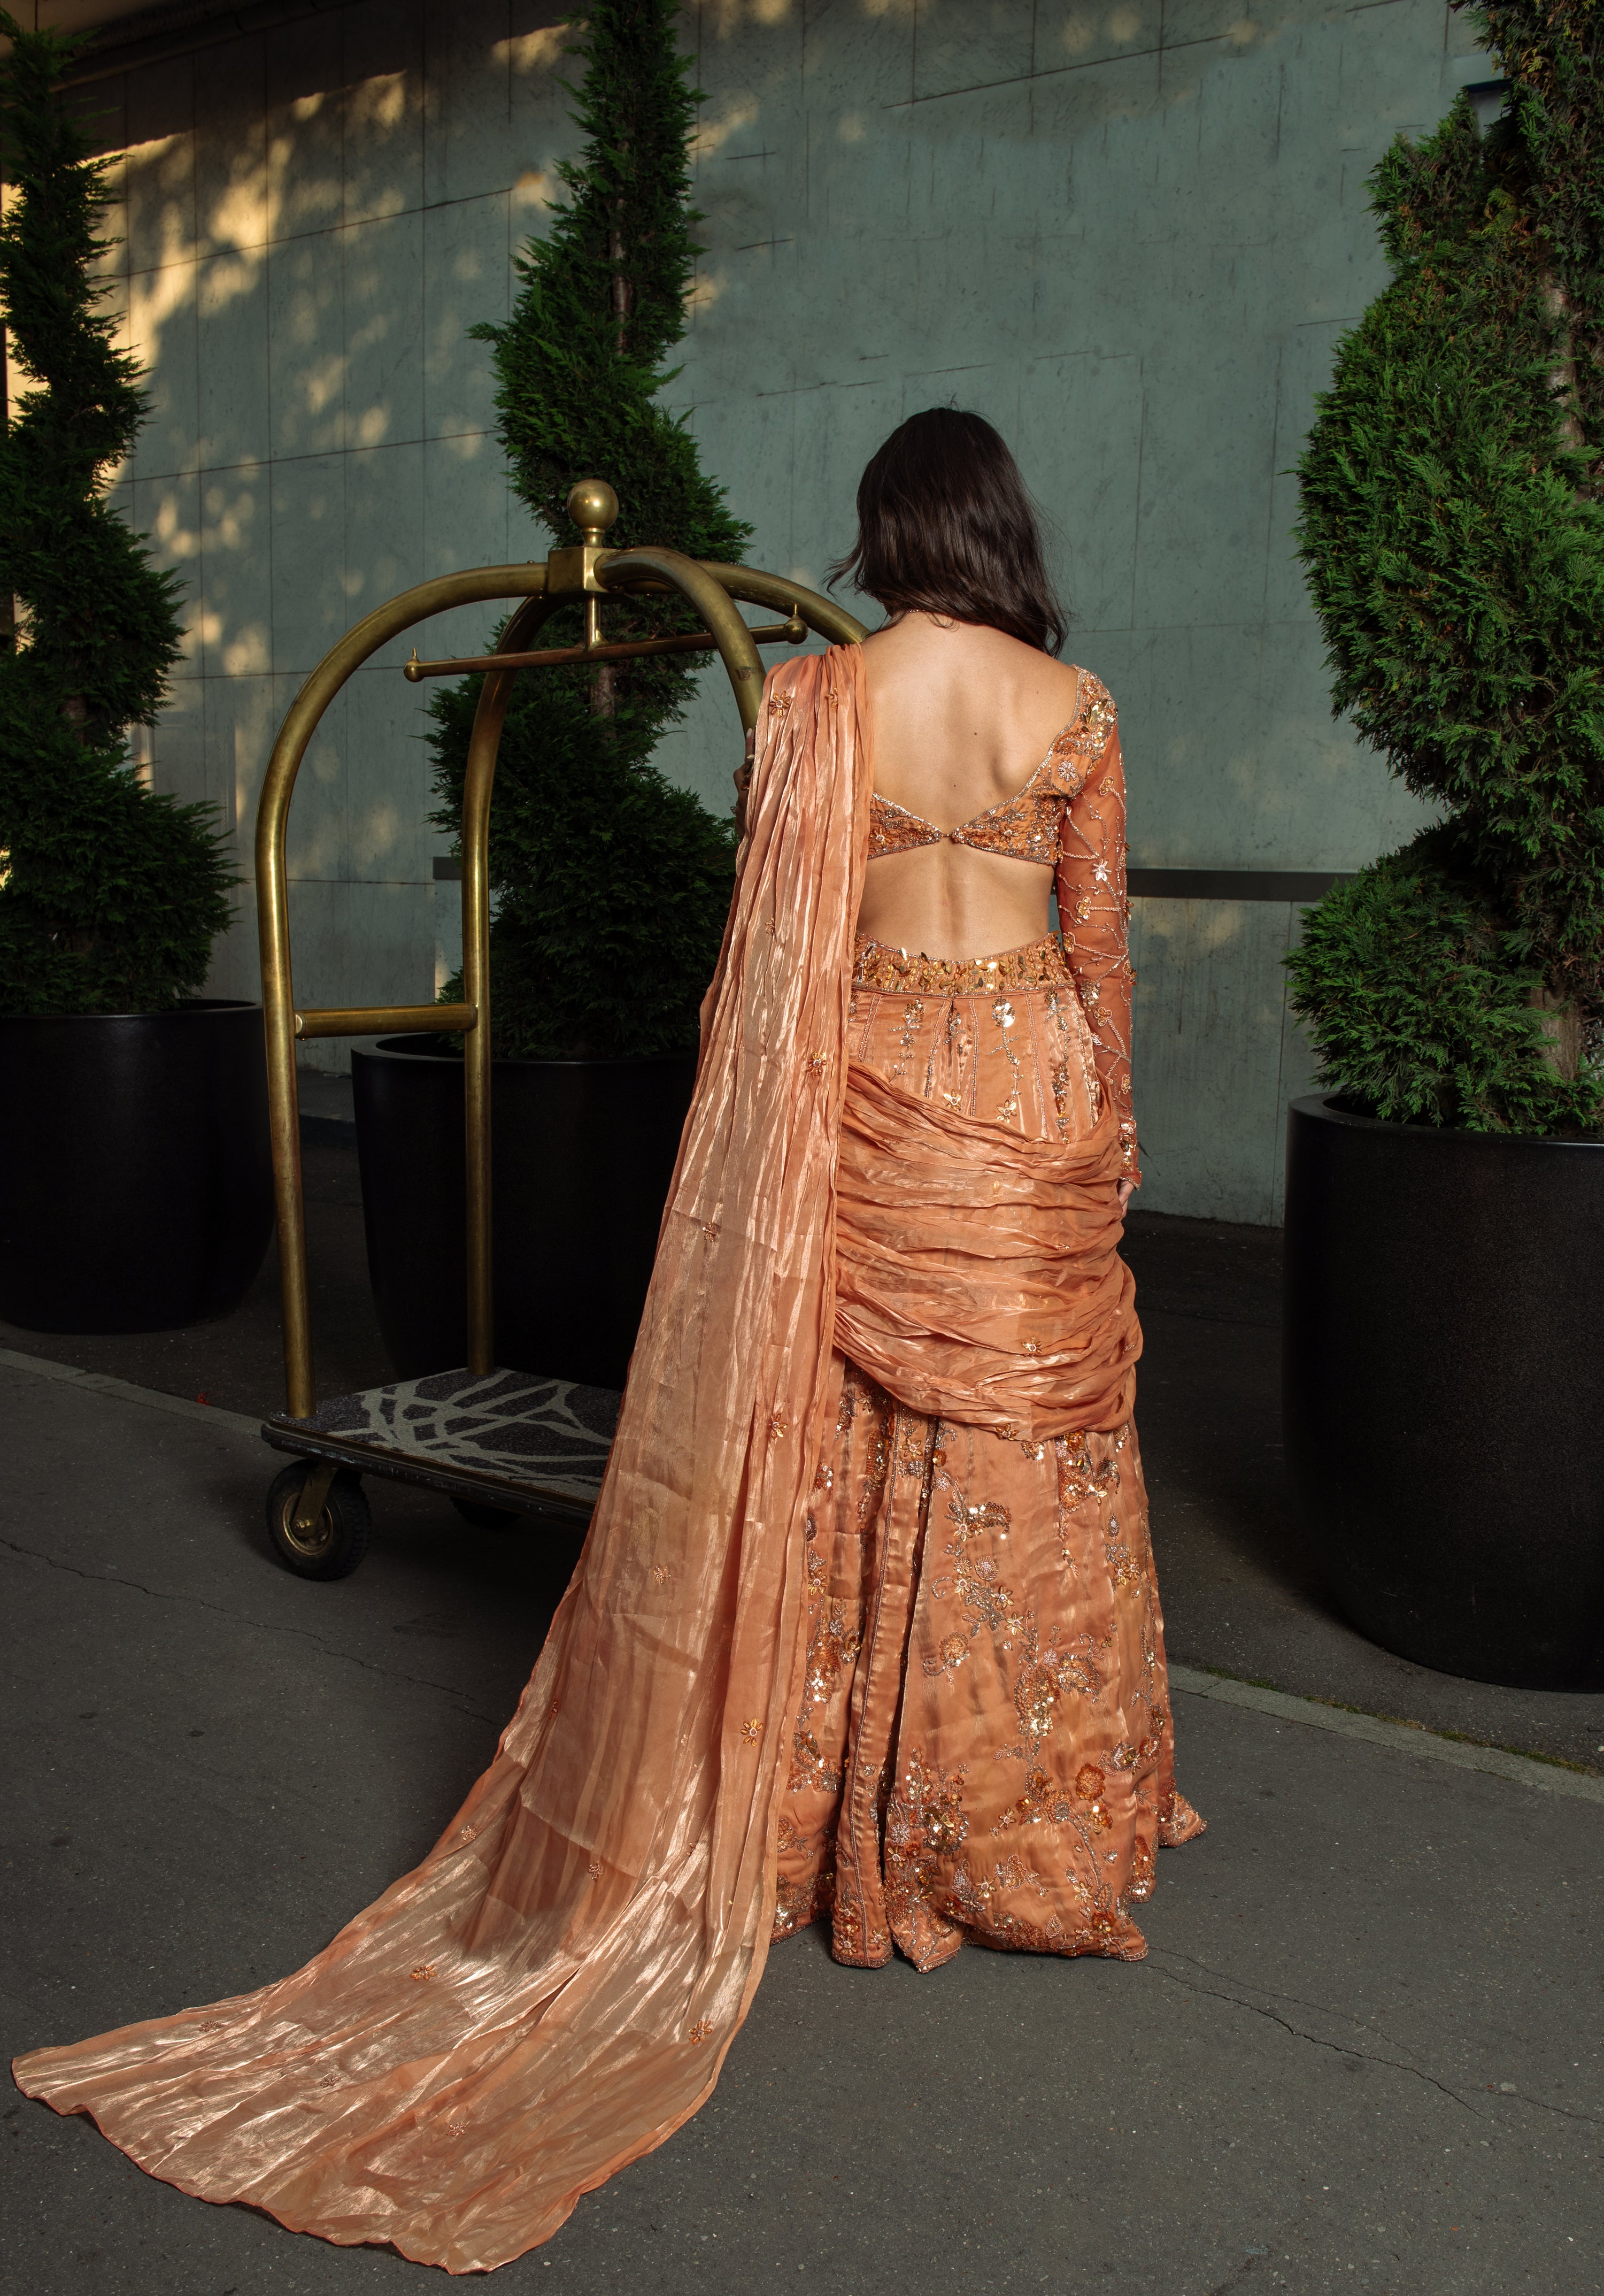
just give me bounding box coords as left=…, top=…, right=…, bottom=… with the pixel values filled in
left=1055, top=719, right=1138, bottom=1185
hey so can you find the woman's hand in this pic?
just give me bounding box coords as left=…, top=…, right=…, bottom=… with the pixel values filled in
left=1116, top=1178, right=1137, bottom=1215
left=734, top=726, right=756, bottom=839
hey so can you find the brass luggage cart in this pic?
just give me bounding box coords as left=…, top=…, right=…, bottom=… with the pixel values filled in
left=256, top=480, right=863, bottom=1578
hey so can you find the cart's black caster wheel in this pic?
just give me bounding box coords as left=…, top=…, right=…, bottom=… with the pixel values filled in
left=267, top=1463, right=372, bottom=1580
left=451, top=1497, right=522, bottom=1529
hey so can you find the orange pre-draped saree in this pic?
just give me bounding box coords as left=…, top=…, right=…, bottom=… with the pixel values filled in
left=13, top=648, right=1198, bottom=2272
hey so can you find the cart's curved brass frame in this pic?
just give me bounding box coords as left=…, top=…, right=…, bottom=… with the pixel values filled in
left=257, top=485, right=866, bottom=1420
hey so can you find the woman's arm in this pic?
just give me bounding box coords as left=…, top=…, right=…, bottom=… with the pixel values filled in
left=1055, top=727, right=1139, bottom=1200
left=701, top=725, right=760, bottom=1062
left=733, top=724, right=756, bottom=841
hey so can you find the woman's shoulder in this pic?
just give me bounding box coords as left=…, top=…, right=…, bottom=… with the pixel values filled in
left=1041, top=666, right=1117, bottom=791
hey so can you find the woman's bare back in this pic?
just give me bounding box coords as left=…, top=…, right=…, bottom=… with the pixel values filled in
left=855, top=614, right=1083, bottom=959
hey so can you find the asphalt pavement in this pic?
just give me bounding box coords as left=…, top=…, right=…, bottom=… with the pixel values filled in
left=3, top=1130, right=1601, bottom=2293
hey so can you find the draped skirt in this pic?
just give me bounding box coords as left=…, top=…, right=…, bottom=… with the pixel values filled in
left=777, top=933, right=1202, bottom=1970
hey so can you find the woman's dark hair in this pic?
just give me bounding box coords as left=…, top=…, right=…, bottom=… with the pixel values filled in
left=827, top=408, right=1067, bottom=654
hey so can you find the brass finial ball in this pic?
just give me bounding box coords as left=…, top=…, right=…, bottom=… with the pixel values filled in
left=567, top=477, right=619, bottom=539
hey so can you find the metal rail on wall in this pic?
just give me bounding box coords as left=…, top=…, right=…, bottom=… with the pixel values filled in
left=255, top=478, right=868, bottom=1425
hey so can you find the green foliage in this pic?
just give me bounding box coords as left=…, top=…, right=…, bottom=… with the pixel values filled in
left=1483, top=0, right=1604, bottom=458
left=430, top=0, right=748, bottom=1059
left=1292, top=4, right=1604, bottom=1132
left=0, top=13, right=232, bottom=1016
left=1288, top=827, right=1597, bottom=1130
left=429, top=663, right=741, bottom=1059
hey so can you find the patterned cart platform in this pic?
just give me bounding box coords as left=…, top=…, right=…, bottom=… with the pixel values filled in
left=263, top=1368, right=623, bottom=1521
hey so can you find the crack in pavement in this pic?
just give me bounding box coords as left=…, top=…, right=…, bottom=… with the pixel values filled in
left=1148, top=1945, right=1600, bottom=2130
left=2, top=1536, right=507, bottom=1726
left=1149, top=1952, right=1600, bottom=2131
left=1155, top=1944, right=1422, bottom=2046
left=1147, top=1952, right=1491, bottom=2120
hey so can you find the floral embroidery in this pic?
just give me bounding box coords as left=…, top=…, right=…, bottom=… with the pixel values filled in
left=687, top=2017, right=713, bottom=2046
left=739, top=1717, right=762, bottom=1744
left=886, top=1752, right=969, bottom=1872
left=1128, top=1834, right=1156, bottom=1900
left=921, top=1629, right=971, bottom=1681
left=760, top=839, right=1198, bottom=1969
left=852, top=934, right=1076, bottom=998
left=411, top=1964, right=437, bottom=1982
left=993, top=1765, right=1067, bottom=1833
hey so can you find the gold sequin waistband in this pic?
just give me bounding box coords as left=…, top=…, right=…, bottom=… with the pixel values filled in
left=851, top=931, right=1074, bottom=996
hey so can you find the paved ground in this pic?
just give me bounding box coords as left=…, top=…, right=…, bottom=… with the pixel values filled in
left=3, top=1360, right=1601, bottom=2294
left=4, top=1120, right=1602, bottom=2290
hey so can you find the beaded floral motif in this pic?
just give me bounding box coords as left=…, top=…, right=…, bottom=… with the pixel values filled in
left=767, top=826, right=1199, bottom=1966
left=770, top=1396, right=1202, bottom=1970
left=851, top=931, right=1075, bottom=998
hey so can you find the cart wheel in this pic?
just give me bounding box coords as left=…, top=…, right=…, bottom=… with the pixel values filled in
left=267, top=1463, right=372, bottom=1580
left=451, top=1497, right=522, bottom=1530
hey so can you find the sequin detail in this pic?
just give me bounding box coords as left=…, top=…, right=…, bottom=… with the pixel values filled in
left=865, top=672, right=1116, bottom=869
left=851, top=932, right=1075, bottom=998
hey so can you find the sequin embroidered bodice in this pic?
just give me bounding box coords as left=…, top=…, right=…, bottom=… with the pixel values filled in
left=865, top=671, right=1117, bottom=867
left=860, top=669, right=1137, bottom=1182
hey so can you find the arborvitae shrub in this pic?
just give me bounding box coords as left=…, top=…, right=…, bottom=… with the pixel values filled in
left=1290, top=1, right=1604, bottom=1133
left=0, top=13, right=232, bottom=1016
left=430, top=0, right=748, bottom=1061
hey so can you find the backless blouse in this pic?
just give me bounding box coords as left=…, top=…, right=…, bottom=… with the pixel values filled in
left=863, top=671, right=1137, bottom=1181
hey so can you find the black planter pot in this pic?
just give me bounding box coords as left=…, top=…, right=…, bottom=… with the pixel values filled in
left=1282, top=1093, right=1604, bottom=1691
left=351, top=1036, right=697, bottom=1389
left=0, top=1001, right=275, bottom=1334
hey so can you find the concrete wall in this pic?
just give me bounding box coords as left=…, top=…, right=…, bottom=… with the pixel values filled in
left=66, top=0, right=1487, bottom=1220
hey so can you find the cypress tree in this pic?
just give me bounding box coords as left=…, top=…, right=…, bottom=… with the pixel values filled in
left=429, top=0, right=749, bottom=1061
left=1289, top=0, right=1604, bottom=1132
left=0, top=13, right=232, bottom=1016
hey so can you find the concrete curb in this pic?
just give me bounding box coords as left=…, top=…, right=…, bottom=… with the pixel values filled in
left=1169, top=1662, right=1604, bottom=1804
left=0, top=1345, right=264, bottom=1436
left=4, top=1346, right=1599, bottom=1806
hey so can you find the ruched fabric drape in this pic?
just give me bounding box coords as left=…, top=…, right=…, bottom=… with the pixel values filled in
left=835, top=1060, right=1139, bottom=1443
left=14, top=647, right=1150, bottom=2273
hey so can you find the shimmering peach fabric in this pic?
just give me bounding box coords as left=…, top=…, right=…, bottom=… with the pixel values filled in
left=835, top=1049, right=1141, bottom=1442
left=780, top=943, right=1202, bottom=1970
left=12, top=648, right=872, bottom=2274
left=12, top=649, right=1197, bottom=2275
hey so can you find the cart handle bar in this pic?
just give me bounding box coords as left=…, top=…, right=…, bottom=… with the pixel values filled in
left=258, top=520, right=865, bottom=1420
left=403, top=611, right=808, bottom=682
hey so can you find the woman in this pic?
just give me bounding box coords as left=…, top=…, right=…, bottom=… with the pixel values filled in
left=13, top=410, right=1199, bottom=2272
